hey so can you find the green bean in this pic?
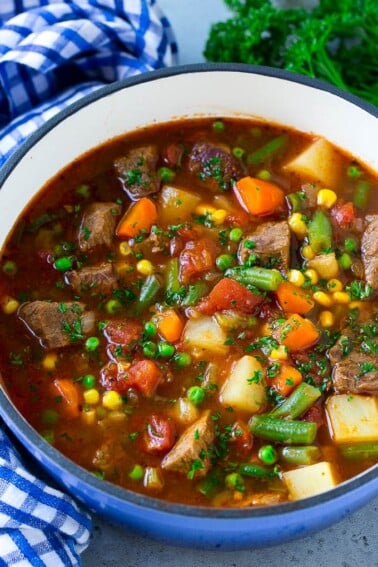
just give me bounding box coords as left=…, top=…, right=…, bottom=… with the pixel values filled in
left=135, top=274, right=161, bottom=314
left=353, top=180, right=371, bottom=210
left=287, top=192, right=304, bottom=212
left=165, top=258, right=181, bottom=302
left=308, top=210, right=333, bottom=253
left=279, top=445, right=320, bottom=466
left=270, top=383, right=321, bottom=419
left=247, top=134, right=288, bottom=165
left=249, top=415, right=317, bottom=445
left=238, top=463, right=278, bottom=480
left=340, top=442, right=378, bottom=460
left=197, top=469, right=222, bottom=498
left=225, top=266, right=283, bottom=291
left=181, top=282, right=208, bottom=306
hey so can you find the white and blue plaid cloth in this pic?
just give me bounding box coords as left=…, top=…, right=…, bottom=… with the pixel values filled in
left=0, top=1, right=177, bottom=564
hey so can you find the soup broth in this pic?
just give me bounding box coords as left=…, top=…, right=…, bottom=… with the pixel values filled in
left=0, top=117, right=377, bottom=507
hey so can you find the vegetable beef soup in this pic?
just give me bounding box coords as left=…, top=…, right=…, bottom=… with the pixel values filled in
left=0, top=118, right=377, bottom=507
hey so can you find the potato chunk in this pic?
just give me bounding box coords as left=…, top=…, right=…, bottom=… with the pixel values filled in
left=284, top=138, right=342, bottom=190
left=220, top=355, right=267, bottom=413
left=325, top=394, right=378, bottom=443
left=158, top=185, right=201, bottom=225
left=283, top=462, right=339, bottom=500
left=183, top=316, right=229, bottom=356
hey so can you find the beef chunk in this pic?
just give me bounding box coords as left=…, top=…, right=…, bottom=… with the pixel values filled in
left=114, top=145, right=160, bottom=199
left=161, top=411, right=215, bottom=478
left=65, top=262, right=118, bottom=295
left=332, top=354, right=378, bottom=395
left=188, top=142, right=244, bottom=191
left=18, top=301, right=95, bottom=349
left=300, top=182, right=320, bottom=208
left=78, top=202, right=121, bottom=252
left=238, top=221, right=290, bottom=270
left=328, top=321, right=378, bottom=395
left=361, top=215, right=378, bottom=290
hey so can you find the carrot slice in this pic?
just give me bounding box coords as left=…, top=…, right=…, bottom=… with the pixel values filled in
left=233, top=176, right=284, bottom=216
left=274, top=313, right=320, bottom=352
left=51, top=378, right=81, bottom=419
left=275, top=281, right=314, bottom=314
left=116, top=197, right=157, bottom=238
left=126, top=360, right=163, bottom=397
left=154, top=309, right=184, bottom=343
left=269, top=364, right=303, bottom=397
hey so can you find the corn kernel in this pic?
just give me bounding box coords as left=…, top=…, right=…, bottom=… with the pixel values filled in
left=84, top=388, right=100, bottom=405
left=1, top=296, right=20, bottom=314
left=319, top=311, right=335, bottom=328
left=42, top=353, right=58, bottom=371
left=317, top=189, right=337, bottom=209
left=81, top=409, right=96, bottom=426
left=119, top=241, right=132, bottom=256
left=195, top=204, right=216, bottom=216
left=327, top=278, right=343, bottom=292
left=333, top=291, right=351, bottom=304
left=269, top=345, right=288, bottom=360
left=301, top=245, right=316, bottom=260
left=313, top=291, right=333, bottom=307
left=304, top=269, right=319, bottom=285
left=102, top=390, right=123, bottom=410
left=349, top=301, right=364, bottom=310
left=288, top=213, right=307, bottom=238
left=288, top=269, right=305, bottom=287
left=136, top=259, right=154, bottom=276
left=115, top=262, right=131, bottom=278
left=211, top=209, right=228, bottom=225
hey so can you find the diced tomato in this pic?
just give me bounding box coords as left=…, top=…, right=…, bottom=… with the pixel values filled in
left=226, top=208, right=250, bottom=227
left=125, top=360, right=163, bottom=397
left=162, top=143, right=184, bottom=168
left=104, top=320, right=142, bottom=349
left=100, top=359, right=163, bottom=397
left=142, top=414, right=176, bottom=455
left=330, top=201, right=355, bottom=228
left=302, top=403, right=325, bottom=428
left=229, top=420, right=253, bottom=458
left=179, top=238, right=216, bottom=284
left=197, top=277, right=263, bottom=315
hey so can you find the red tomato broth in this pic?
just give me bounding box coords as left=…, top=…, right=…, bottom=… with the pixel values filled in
left=0, top=117, right=377, bottom=507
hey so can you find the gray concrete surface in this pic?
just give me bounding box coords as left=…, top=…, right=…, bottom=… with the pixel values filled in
left=81, top=1, right=378, bottom=565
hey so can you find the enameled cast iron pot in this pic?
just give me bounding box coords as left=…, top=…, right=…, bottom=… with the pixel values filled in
left=0, top=64, right=377, bottom=550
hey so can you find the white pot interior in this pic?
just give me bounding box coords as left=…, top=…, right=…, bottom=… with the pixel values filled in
left=0, top=68, right=377, bottom=247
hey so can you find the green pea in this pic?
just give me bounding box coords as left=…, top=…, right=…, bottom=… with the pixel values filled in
left=105, top=299, right=122, bottom=315
left=258, top=444, right=278, bottom=465
left=53, top=256, right=73, bottom=271
left=232, top=147, right=245, bottom=159
left=143, top=321, right=157, bottom=338
left=216, top=254, right=234, bottom=271
left=41, top=409, right=59, bottom=426
left=85, top=337, right=100, bottom=351
left=344, top=237, right=357, bottom=253
left=82, top=374, right=96, bottom=389
left=229, top=228, right=243, bottom=242
left=339, top=252, right=352, bottom=270
left=212, top=120, right=225, bottom=132
left=158, top=166, right=176, bottom=183
left=2, top=260, right=17, bottom=276
left=174, top=352, right=192, bottom=368
left=256, top=169, right=271, bottom=180
left=157, top=342, right=175, bottom=358
left=225, top=472, right=245, bottom=492
left=129, top=464, right=144, bottom=481
left=143, top=341, right=157, bottom=358
left=187, top=386, right=205, bottom=405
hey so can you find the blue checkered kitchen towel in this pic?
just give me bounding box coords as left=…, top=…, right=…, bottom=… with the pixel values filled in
left=0, top=1, right=177, bottom=565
